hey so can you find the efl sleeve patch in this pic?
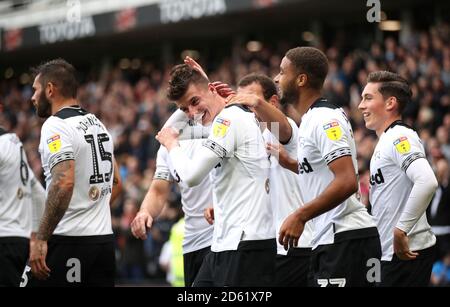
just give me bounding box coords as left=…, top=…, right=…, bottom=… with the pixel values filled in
left=47, top=134, right=61, bottom=153
left=322, top=121, right=342, bottom=141
left=394, top=136, right=411, bottom=154
left=212, top=117, right=231, bottom=138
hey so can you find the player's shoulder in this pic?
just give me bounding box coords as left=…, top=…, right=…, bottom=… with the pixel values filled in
left=384, top=121, right=422, bottom=154
left=384, top=121, right=419, bottom=141
left=0, top=129, right=20, bottom=146
left=42, top=106, right=90, bottom=131
left=54, top=105, right=88, bottom=120
left=307, top=99, right=345, bottom=123
left=221, top=104, right=253, bottom=119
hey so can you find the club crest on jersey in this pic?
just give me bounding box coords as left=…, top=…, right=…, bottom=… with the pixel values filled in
left=323, top=121, right=342, bottom=141
left=47, top=134, right=61, bottom=153
left=213, top=117, right=230, bottom=138
left=393, top=136, right=410, bottom=154
left=89, top=186, right=100, bottom=201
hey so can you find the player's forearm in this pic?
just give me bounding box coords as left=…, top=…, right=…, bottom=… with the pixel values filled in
left=279, top=156, right=299, bottom=174
left=110, top=159, right=122, bottom=204
left=30, top=177, right=46, bottom=232
left=397, top=158, right=438, bottom=233
left=298, top=173, right=358, bottom=222
left=37, top=160, right=74, bottom=241
left=253, top=101, right=292, bottom=144
left=140, top=185, right=167, bottom=219
left=169, top=145, right=220, bottom=187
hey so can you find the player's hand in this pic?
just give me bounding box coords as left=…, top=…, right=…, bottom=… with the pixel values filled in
left=211, top=81, right=236, bottom=98
left=184, top=56, right=209, bottom=81
left=204, top=207, right=215, bottom=225
left=226, top=93, right=262, bottom=108
left=131, top=210, right=154, bottom=240
left=393, top=228, right=418, bottom=260
left=278, top=210, right=305, bottom=251
left=156, top=127, right=180, bottom=150
left=29, top=238, right=50, bottom=280
left=266, top=142, right=289, bottom=162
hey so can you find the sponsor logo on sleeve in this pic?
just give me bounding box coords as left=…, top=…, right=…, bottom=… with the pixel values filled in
left=323, top=120, right=342, bottom=141
left=393, top=136, right=410, bottom=154
left=47, top=134, right=61, bottom=153
left=212, top=117, right=231, bottom=138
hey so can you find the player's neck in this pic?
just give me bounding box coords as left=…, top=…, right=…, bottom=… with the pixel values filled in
left=51, top=98, right=79, bottom=115
left=377, top=115, right=402, bottom=137
left=295, top=90, right=322, bottom=118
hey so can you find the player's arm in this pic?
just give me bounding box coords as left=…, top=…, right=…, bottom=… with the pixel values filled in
left=156, top=128, right=221, bottom=187
left=37, top=160, right=75, bottom=240
left=279, top=156, right=357, bottom=250
left=30, top=176, right=45, bottom=233
left=131, top=179, right=171, bottom=240
left=30, top=159, right=75, bottom=279
left=394, top=157, right=438, bottom=260
left=227, top=93, right=292, bottom=144
left=110, top=158, right=122, bottom=205
left=266, top=142, right=299, bottom=174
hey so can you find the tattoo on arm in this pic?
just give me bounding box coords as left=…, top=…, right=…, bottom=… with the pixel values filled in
left=37, top=160, right=75, bottom=241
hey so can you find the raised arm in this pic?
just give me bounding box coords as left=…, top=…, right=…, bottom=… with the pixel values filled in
left=227, top=93, right=292, bottom=143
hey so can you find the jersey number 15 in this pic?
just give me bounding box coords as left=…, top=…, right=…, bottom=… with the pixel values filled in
left=84, top=133, right=112, bottom=184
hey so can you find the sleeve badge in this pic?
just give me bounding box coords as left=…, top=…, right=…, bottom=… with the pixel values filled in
left=212, top=118, right=231, bottom=138
left=393, top=136, right=411, bottom=154
left=323, top=121, right=342, bottom=141
left=47, top=134, right=61, bottom=153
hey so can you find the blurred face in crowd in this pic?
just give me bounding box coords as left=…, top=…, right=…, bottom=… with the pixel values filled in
left=274, top=56, right=299, bottom=105
left=359, top=82, right=393, bottom=135
left=176, top=83, right=222, bottom=125
left=31, top=74, right=52, bottom=118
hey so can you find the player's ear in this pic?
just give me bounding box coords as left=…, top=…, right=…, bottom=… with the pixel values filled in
left=385, top=96, right=396, bottom=112
left=46, top=82, right=55, bottom=99
left=208, top=82, right=216, bottom=94
left=297, top=74, right=307, bottom=87
left=269, top=94, right=280, bottom=107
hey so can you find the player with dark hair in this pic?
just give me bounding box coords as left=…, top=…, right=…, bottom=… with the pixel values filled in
left=359, top=71, right=437, bottom=286
left=28, top=59, right=122, bottom=286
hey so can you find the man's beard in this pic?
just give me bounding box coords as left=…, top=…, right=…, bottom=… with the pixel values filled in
left=279, top=80, right=299, bottom=105
left=36, top=92, right=52, bottom=118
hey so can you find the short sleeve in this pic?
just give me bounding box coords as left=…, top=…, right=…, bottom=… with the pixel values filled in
left=314, top=115, right=352, bottom=164
left=154, top=146, right=174, bottom=182
left=203, top=108, right=240, bottom=159
left=39, top=118, right=75, bottom=171
left=389, top=133, right=425, bottom=172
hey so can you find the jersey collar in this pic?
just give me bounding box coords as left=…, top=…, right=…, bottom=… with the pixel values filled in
left=384, top=120, right=414, bottom=133
left=309, top=98, right=339, bottom=110
left=224, top=104, right=252, bottom=112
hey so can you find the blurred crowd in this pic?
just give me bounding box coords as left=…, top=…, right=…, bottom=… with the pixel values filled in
left=0, top=22, right=449, bottom=285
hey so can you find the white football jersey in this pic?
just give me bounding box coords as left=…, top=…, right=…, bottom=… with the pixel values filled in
left=369, top=121, right=436, bottom=261
left=297, top=99, right=376, bottom=249
left=203, top=105, right=273, bottom=252
left=39, top=106, right=113, bottom=236
left=0, top=129, right=34, bottom=238
left=155, top=140, right=214, bottom=254
left=262, top=118, right=313, bottom=255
